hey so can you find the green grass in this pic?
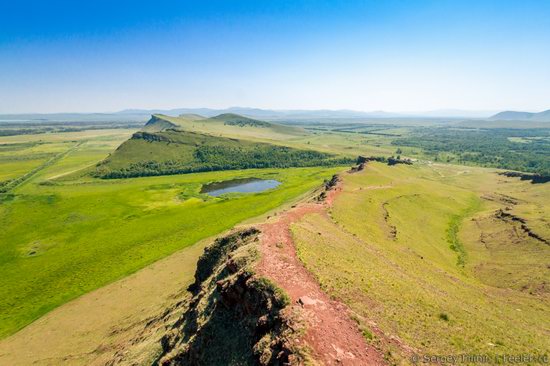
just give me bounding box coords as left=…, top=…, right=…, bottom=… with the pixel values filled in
left=292, top=162, right=550, bottom=362
left=0, top=120, right=349, bottom=340
left=0, top=129, right=134, bottom=183
left=0, top=162, right=341, bottom=338
left=446, top=196, right=481, bottom=267
left=0, top=158, right=46, bottom=182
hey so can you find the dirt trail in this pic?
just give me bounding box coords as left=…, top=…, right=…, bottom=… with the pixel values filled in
left=256, top=179, right=385, bottom=365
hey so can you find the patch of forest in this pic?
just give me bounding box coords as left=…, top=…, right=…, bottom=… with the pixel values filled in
left=393, top=127, right=550, bottom=175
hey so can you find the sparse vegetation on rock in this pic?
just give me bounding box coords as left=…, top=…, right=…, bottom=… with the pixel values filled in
left=156, top=229, right=299, bottom=366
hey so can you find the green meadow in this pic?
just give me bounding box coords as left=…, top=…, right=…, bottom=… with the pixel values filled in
left=0, top=128, right=342, bottom=338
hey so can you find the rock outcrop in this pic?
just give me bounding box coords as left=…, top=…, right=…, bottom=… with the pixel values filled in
left=315, top=174, right=341, bottom=201
left=156, top=228, right=298, bottom=366
left=498, top=171, right=550, bottom=184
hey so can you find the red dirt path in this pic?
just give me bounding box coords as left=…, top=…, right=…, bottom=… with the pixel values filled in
left=256, top=181, right=385, bottom=365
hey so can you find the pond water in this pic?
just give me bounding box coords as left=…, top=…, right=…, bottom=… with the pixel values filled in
left=200, top=178, right=281, bottom=197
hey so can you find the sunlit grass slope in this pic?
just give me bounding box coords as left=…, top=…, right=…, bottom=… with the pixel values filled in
left=94, top=128, right=350, bottom=178
left=292, top=162, right=550, bottom=362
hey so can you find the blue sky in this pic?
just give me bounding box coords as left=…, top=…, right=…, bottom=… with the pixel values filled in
left=1, top=0, right=549, bottom=113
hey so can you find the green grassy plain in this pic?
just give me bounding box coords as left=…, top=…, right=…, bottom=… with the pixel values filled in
left=0, top=128, right=342, bottom=338
left=293, top=162, right=550, bottom=362
left=0, top=129, right=134, bottom=185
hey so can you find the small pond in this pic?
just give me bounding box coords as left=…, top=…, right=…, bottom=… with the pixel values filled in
left=200, top=178, right=281, bottom=197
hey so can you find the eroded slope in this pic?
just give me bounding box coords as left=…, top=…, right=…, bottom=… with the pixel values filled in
left=291, top=162, right=550, bottom=362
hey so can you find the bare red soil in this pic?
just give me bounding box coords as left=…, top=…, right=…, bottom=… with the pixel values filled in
left=256, top=181, right=385, bottom=365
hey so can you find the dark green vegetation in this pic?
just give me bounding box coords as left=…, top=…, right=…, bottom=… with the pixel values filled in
left=303, top=121, right=550, bottom=176
left=158, top=228, right=297, bottom=366
left=94, top=115, right=352, bottom=179
left=210, top=113, right=271, bottom=127
left=393, top=127, right=550, bottom=175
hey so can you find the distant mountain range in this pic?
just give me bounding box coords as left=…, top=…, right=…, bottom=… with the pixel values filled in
left=489, top=109, right=550, bottom=122
left=117, top=107, right=497, bottom=120
left=2, top=107, right=549, bottom=123
left=117, top=107, right=405, bottom=119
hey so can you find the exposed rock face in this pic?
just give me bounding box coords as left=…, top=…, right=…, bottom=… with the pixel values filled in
left=155, top=228, right=297, bottom=366
left=132, top=131, right=172, bottom=143
left=324, top=174, right=340, bottom=190
left=315, top=174, right=341, bottom=201
left=348, top=157, right=367, bottom=173
left=494, top=209, right=549, bottom=245
left=348, top=163, right=365, bottom=173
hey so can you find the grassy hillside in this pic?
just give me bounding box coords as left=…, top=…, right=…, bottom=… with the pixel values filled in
left=94, top=129, right=352, bottom=178
left=144, top=113, right=308, bottom=141
left=292, top=162, right=550, bottom=362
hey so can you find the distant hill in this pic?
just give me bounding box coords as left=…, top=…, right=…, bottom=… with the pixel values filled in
left=1, top=108, right=498, bottom=123
left=94, top=129, right=350, bottom=179
left=209, top=113, right=271, bottom=127
left=0, top=113, right=149, bottom=123
left=140, top=113, right=308, bottom=140
left=178, top=113, right=206, bottom=120
left=142, top=113, right=205, bottom=132
left=489, top=109, right=550, bottom=122
left=533, top=110, right=550, bottom=121
left=142, top=115, right=178, bottom=132
left=116, top=107, right=402, bottom=120
left=116, top=107, right=491, bottom=120
left=94, top=112, right=351, bottom=178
